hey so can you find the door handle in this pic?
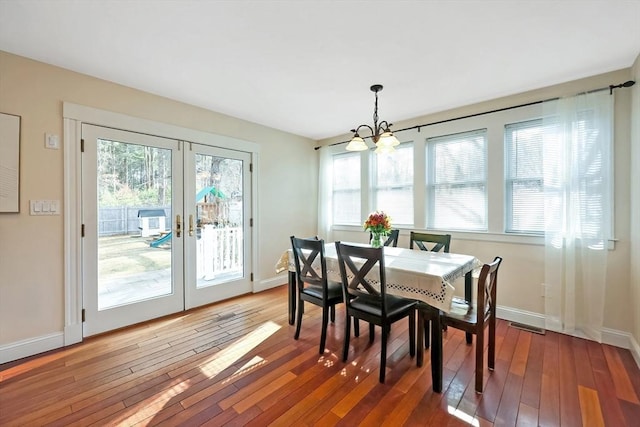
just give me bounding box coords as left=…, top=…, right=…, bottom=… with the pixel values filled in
left=176, top=215, right=182, bottom=238
left=189, top=214, right=194, bottom=237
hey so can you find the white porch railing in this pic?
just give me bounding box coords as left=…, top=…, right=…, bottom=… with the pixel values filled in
left=197, top=225, right=243, bottom=281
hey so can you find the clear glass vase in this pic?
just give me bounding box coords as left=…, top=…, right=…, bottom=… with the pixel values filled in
left=370, top=232, right=384, bottom=248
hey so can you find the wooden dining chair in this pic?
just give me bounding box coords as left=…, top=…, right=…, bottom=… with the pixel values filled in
left=442, top=256, right=502, bottom=393
left=368, top=229, right=400, bottom=247
left=290, top=236, right=344, bottom=354
left=335, top=241, right=417, bottom=383
left=409, top=231, right=451, bottom=253
left=409, top=231, right=452, bottom=348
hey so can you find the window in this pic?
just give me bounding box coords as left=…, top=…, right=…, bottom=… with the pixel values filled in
left=372, top=143, right=413, bottom=225
left=505, top=119, right=544, bottom=234
left=319, top=91, right=612, bottom=239
left=427, top=130, right=487, bottom=230
left=332, top=152, right=361, bottom=225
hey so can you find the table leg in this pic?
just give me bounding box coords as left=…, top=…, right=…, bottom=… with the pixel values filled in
left=288, top=271, right=296, bottom=325
left=465, top=271, right=473, bottom=344
left=431, top=309, right=443, bottom=393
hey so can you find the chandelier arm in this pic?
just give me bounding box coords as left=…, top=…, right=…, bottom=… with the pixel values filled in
left=353, top=124, right=374, bottom=136
left=378, top=120, right=393, bottom=132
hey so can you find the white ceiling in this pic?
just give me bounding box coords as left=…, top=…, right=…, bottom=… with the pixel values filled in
left=1, top=1, right=639, bottom=141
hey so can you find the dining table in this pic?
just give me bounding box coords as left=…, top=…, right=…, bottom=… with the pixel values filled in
left=275, top=242, right=481, bottom=393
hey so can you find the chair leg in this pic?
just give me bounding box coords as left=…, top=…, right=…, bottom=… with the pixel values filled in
left=342, top=315, right=351, bottom=362
left=409, top=311, right=416, bottom=357
left=369, top=323, right=375, bottom=343
left=488, top=318, right=496, bottom=371
left=416, top=311, right=424, bottom=367
left=424, top=317, right=430, bottom=349
left=380, top=323, right=388, bottom=383
left=354, top=318, right=360, bottom=337
left=330, top=304, right=336, bottom=323
left=319, top=307, right=329, bottom=355
left=475, top=330, right=483, bottom=393
left=294, top=300, right=304, bottom=340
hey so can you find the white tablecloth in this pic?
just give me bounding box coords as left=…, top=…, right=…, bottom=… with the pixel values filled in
left=276, top=243, right=481, bottom=313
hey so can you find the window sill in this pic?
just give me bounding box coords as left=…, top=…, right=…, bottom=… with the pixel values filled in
left=331, top=225, right=617, bottom=250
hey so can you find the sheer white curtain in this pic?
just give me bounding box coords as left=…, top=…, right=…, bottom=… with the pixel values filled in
left=542, top=90, right=613, bottom=342
left=318, top=146, right=334, bottom=241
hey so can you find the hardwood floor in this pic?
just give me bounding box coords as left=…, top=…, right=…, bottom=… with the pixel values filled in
left=1, top=285, right=639, bottom=426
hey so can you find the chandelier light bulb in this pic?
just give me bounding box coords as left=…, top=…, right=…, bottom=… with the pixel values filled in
left=345, top=135, right=368, bottom=151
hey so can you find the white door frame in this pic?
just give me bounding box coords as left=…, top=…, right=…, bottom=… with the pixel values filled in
left=63, top=103, right=259, bottom=345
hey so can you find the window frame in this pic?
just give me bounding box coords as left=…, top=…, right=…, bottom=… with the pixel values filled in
left=426, top=129, right=488, bottom=231
left=331, top=151, right=362, bottom=226
left=370, top=141, right=414, bottom=226
left=504, top=118, right=545, bottom=235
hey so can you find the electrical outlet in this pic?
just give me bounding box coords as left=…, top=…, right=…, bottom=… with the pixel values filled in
left=541, top=283, right=546, bottom=297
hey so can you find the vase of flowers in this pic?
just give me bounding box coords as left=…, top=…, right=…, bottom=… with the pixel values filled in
left=364, top=211, right=392, bottom=248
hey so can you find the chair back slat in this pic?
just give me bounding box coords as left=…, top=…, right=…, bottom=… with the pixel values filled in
left=476, top=256, right=502, bottom=324
left=290, top=236, right=329, bottom=296
left=335, top=242, right=389, bottom=316
left=409, top=232, right=451, bottom=253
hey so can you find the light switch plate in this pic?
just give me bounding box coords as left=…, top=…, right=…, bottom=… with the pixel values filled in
left=30, top=200, right=61, bottom=215
left=45, top=133, right=60, bottom=149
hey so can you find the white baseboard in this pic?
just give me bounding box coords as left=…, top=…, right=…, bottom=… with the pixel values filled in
left=601, top=327, right=632, bottom=349
left=630, top=335, right=640, bottom=369
left=0, top=332, right=64, bottom=365
left=496, top=305, right=546, bottom=329
left=254, top=276, right=286, bottom=293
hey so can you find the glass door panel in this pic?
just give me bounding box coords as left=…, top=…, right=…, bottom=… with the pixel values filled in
left=185, top=144, right=251, bottom=309
left=98, top=141, right=173, bottom=309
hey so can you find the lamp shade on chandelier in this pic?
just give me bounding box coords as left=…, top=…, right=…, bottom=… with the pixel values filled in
left=345, top=84, right=400, bottom=153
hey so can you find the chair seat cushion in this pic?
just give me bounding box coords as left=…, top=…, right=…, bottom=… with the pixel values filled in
left=350, top=294, right=416, bottom=318
left=301, top=280, right=343, bottom=302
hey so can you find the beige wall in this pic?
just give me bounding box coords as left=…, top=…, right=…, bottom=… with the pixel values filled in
left=321, top=68, right=635, bottom=338
left=631, top=53, right=640, bottom=355
left=0, top=51, right=318, bottom=349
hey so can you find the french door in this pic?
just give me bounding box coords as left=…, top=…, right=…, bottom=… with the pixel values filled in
left=81, top=124, right=252, bottom=336
left=184, top=144, right=252, bottom=309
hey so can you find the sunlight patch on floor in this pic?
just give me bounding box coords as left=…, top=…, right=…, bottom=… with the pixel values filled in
left=114, top=378, right=190, bottom=426
left=200, top=321, right=281, bottom=378
left=448, top=405, right=480, bottom=426
left=221, top=355, right=267, bottom=385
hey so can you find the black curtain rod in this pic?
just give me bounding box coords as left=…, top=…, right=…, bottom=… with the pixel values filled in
left=314, top=80, right=635, bottom=150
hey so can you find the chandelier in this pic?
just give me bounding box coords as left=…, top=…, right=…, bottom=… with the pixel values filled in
left=345, top=84, right=400, bottom=153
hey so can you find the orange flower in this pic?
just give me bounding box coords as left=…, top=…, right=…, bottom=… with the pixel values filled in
left=363, top=211, right=392, bottom=234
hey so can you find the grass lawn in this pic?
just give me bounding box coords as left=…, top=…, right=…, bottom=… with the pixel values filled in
left=98, top=234, right=171, bottom=278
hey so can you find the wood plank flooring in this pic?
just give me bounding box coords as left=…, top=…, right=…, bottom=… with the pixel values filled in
left=1, top=285, right=639, bottom=426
